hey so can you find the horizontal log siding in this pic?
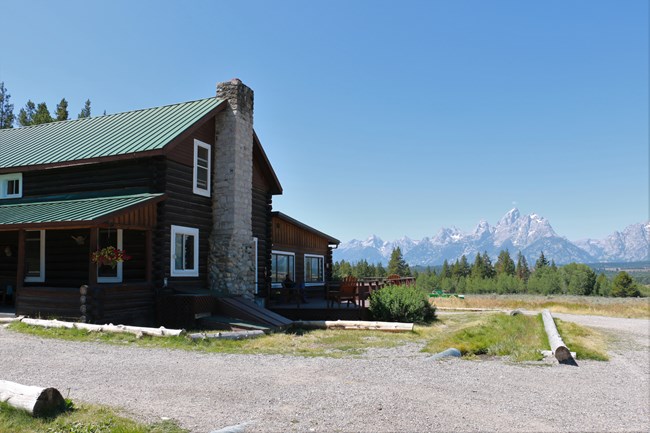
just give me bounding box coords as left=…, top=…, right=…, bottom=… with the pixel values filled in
left=252, top=188, right=272, bottom=297
left=17, top=286, right=81, bottom=321
left=272, top=217, right=331, bottom=287
left=89, top=283, right=155, bottom=325
left=155, top=161, right=212, bottom=291
left=22, top=158, right=164, bottom=198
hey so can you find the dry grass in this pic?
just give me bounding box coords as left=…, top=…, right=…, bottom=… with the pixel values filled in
left=432, top=294, right=650, bottom=318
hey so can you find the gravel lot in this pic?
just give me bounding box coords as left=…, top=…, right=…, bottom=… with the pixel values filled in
left=1, top=313, right=648, bottom=433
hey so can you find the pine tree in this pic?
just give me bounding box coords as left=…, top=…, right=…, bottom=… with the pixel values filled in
left=32, top=102, right=54, bottom=125
left=441, top=259, right=451, bottom=279
left=78, top=99, right=91, bottom=118
left=471, top=253, right=484, bottom=278
left=55, top=98, right=69, bottom=121
left=458, top=255, right=470, bottom=277
left=515, top=252, right=530, bottom=281
left=18, top=100, right=36, bottom=126
left=387, top=247, right=410, bottom=276
left=0, top=82, right=15, bottom=129
left=535, top=251, right=549, bottom=270
left=481, top=251, right=495, bottom=279
left=611, top=271, right=640, bottom=297
left=495, top=250, right=516, bottom=276
left=376, top=262, right=387, bottom=278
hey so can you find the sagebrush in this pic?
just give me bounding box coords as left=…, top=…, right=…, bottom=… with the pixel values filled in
left=369, top=284, right=436, bottom=323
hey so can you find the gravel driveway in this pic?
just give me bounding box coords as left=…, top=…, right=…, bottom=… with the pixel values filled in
left=1, top=313, right=648, bottom=433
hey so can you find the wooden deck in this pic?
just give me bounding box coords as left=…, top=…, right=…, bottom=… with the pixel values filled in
left=267, top=277, right=415, bottom=321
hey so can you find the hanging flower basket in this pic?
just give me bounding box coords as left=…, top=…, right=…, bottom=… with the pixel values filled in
left=91, top=246, right=131, bottom=269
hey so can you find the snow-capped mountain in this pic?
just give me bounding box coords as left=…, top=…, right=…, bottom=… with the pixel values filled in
left=575, top=222, right=650, bottom=262
left=334, top=209, right=649, bottom=266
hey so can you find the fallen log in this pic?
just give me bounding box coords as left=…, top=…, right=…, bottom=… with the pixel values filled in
left=542, top=309, right=572, bottom=362
left=294, top=320, right=414, bottom=332
left=19, top=317, right=184, bottom=337
left=0, top=380, right=66, bottom=417
left=188, top=330, right=265, bottom=341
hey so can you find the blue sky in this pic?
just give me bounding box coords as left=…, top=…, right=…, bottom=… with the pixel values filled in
left=1, top=0, right=647, bottom=242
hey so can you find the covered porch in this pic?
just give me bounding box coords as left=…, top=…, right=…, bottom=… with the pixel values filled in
left=0, top=193, right=164, bottom=325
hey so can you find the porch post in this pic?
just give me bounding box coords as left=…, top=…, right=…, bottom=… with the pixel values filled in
left=88, top=228, right=97, bottom=286
left=16, top=230, right=25, bottom=293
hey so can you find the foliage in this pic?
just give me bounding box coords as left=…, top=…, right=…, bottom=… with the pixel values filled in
left=0, top=82, right=15, bottom=129
left=32, top=102, right=54, bottom=125
left=368, top=284, right=435, bottom=323
left=90, top=246, right=131, bottom=268
left=56, top=98, right=69, bottom=121
left=611, top=271, right=641, bottom=297
left=18, top=100, right=36, bottom=126
left=387, top=247, right=411, bottom=276
left=0, top=401, right=187, bottom=433
left=424, top=313, right=549, bottom=361
left=78, top=99, right=91, bottom=119
left=495, top=250, right=516, bottom=276
left=334, top=250, right=645, bottom=297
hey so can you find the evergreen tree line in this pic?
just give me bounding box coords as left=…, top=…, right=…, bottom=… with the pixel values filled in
left=334, top=248, right=642, bottom=298
left=0, top=81, right=92, bottom=129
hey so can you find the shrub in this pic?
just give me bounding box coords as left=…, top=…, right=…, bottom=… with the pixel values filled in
left=369, top=284, right=436, bottom=323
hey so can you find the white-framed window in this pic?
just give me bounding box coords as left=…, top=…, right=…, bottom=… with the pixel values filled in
left=304, top=254, right=325, bottom=286
left=171, top=225, right=199, bottom=277
left=271, top=250, right=295, bottom=288
left=0, top=173, right=22, bottom=199
left=24, top=230, right=45, bottom=282
left=193, top=139, right=211, bottom=197
left=97, top=228, right=123, bottom=283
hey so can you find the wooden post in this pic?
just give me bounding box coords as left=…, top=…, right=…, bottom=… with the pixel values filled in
left=88, top=228, right=98, bottom=286
left=16, top=230, right=25, bottom=312
left=542, top=309, right=572, bottom=362
left=0, top=380, right=66, bottom=417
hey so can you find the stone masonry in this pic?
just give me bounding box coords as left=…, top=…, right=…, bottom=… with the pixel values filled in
left=209, top=79, right=255, bottom=298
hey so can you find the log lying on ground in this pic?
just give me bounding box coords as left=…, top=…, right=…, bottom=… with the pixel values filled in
left=542, top=309, right=572, bottom=362
left=0, top=315, right=23, bottom=324
left=294, top=320, right=414, bottom=332
left=19, top=317, right=184, bottom=337
left=188, top=330, right=265, bottom=341
left=0, top=380, right=66, bottom=417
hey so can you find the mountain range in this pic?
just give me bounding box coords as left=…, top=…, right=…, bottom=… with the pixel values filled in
left=334, top=208, right=650, bottom=266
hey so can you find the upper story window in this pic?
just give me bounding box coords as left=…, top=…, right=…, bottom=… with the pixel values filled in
left=0, top=173, right=22, bottom=199
left=193, top=139, right=211, bottom=197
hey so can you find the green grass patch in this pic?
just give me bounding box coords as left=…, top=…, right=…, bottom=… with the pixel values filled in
left=423, top=313, right=550, bottom=361
left=555, top=318, right=609, bottom=361
left=7, top=321, right=425, bottom=358
left=0, top=401, right=187, bottom=433
left=8, top=313, right=608, bottom=362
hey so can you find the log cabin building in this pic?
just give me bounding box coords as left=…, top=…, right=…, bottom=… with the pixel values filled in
left=0, top=79, right=336, bottom=326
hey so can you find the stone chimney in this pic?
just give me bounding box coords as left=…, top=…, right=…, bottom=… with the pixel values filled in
left=209, top=78, right=255, bottom=298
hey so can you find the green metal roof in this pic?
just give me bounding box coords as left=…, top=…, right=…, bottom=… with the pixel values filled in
left=0, top=193, right=164, bottom=227
left=0, top=97, right=225, bottom=169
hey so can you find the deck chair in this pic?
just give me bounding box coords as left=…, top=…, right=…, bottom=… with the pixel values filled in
left=327, top=276, right=358, bottom=308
